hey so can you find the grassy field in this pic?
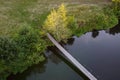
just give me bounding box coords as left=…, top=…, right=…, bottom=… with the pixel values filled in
left=0, top=0, right=112, bottom=36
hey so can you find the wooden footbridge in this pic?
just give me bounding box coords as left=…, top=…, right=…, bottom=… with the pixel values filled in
left=47, top=33, right=97, bottom=80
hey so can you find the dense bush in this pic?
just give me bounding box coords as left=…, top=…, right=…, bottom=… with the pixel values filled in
left=14, top=25, right=46, bottom=55
left=112, top=0, right=120, bottom=18
left=43, top=4, right=71, bottom=41
left=66, top=4, right=118, bottom=36
left=0, top=37, right=18, bottom=61
left=0, top=37, right=18, bottom=80
left=0, top=24, right=47, bottom=79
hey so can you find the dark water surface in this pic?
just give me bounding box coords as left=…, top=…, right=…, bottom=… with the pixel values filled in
left=8, top=24, right=120, bottom=80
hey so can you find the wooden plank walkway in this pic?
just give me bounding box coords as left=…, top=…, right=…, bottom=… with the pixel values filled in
left=47, top=33, right=97, bottom=80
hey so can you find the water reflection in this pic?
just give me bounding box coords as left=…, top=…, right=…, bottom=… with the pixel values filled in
left=107, top=22, right=120, bottom=35
left=45, top=47, right=62, bottom=64
left=91, top=29, right=99, bottom=38
left=48, top=46, right=89, bottom=80
left=63, top=23, right=120, bottom=80
left=7, top=60, right=47, bottom=80
left=67, top=38, right=75, bottom=45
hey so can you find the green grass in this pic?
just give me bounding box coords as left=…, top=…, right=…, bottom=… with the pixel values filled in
left=0, top=0, right=112, bottom=36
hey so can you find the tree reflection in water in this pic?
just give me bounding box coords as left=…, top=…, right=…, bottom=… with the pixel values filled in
left=7, top=60, right=47, bottom=80
left=107, top=19, right=120, bottom=35
left=67, top=38, right=75, bottom=45
left=45, top=47, right=62, bottom=64
left=91, top=29, right=99, bottom=38
left=92, top=19, right=120, bottom=38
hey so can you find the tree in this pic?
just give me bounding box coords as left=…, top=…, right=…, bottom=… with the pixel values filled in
left=0, top=24, right=46, bottom=79
left=43, top=4, right=71, bottom=41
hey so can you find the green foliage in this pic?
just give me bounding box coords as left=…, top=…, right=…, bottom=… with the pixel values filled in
left=112, top=0, right=120, bottom=18
left=67, top=16, right=78, bottom=29
left=67, top=4, right=118, bottom=36
left=13, top=24, right=47, bottom=65
left=0, top=37, right=18, bottom=61
left=0, top=24, right=47, bottom=79
left=14, top=25, right=46, bottom=54
left=43, top=4, right=71, bottom=41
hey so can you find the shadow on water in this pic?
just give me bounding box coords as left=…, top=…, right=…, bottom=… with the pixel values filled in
left=67, top=38, right=75, bottom=45
left=45, top=49, right=62, bottom=64
left=107, top=19, right=120, bottom=35
left=7, top=59, right=48, bottom=80
left=92, top=19, right=120, bottom=38
left=48, top=46, right=90, bottom=80
left=91, top=19, right=120, bottom=38
left=91, top=29, right=99, bottom=38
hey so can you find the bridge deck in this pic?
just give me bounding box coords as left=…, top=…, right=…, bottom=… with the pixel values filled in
left=47, top=33, right=97, bottom=80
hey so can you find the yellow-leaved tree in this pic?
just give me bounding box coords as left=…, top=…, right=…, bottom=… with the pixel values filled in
left=43, top=4, right=71, bottom=41
left=112, top=0, right=120, bottom=2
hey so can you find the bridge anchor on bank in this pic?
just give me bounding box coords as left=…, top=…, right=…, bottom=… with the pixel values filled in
left=47, top=33, right=97, bottom=80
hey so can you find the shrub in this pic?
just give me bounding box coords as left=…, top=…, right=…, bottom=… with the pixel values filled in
left=0, top=24, right=46, bottom=79
left=0, top=37, right=18, bottom=61
left=43, top=4, right=71, bottom=41
left=112, top=0, right=120, bottom=18
left=67, top=4, right=118, bottom=36
left=14, top=24, right=46, bottom=54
